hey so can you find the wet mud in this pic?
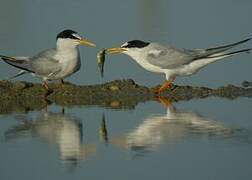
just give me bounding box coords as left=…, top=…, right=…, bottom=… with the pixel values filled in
left=0, top=79, right=252, bottom=114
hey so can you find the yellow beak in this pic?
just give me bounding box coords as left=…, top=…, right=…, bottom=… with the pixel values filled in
left=78, top=39, right=96, bottom=47
left=106, top=47, right=127, bottom=54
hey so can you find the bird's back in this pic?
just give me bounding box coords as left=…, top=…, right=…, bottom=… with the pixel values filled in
left=145, top=43, right=195, bottom=69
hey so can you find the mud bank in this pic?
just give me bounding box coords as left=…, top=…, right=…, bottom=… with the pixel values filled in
left=0, top=79, right=252, bottom=113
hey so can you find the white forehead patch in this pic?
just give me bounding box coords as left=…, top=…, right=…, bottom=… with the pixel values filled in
left=121, top=42, right=128, bottom=47
left=72, top=33, right=82, bottom=40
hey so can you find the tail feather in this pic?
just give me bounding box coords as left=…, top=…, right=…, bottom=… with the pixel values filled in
left=0, top=55, right=34, bottom=73
left=205, top=38, right=251, bottom=54
left=0, top=55, right=17, bottom=61
left=8, top=70, right=29, bottom=80
left=208, top=48, right=251, bottom=59
left=189, top=48, right=251, bottom=72
left=193, top=38, right=251, bottom=60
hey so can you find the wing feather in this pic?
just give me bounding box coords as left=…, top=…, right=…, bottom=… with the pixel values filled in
left=30, top=49, right=61, bottom=76
left=145, top=43, right=194, bottom=69
left=145, top=38, right=251, bottom=69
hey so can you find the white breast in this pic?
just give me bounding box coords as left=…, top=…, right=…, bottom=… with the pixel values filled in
left=124, top=50, right=165, bottom=74
left=54, top=48, right=81, bottom=79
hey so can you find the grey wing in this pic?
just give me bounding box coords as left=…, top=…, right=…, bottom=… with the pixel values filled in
left=145, top=43, right=195, bottom=69
left=0, top=55, right=34, bottom=72
left=145, top=38, right=251, bottom=69
left=30, top=49, right=61, bottom=76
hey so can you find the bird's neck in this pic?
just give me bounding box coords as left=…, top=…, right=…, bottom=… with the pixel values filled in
left=124, top=50, right=142, bottom=62
left=56, top=39, right=78, bottom=52
left=56, top=41, right=80, bottom=63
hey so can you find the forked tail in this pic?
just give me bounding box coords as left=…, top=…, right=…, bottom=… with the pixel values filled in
left=0, top=55, right=34, bottom=73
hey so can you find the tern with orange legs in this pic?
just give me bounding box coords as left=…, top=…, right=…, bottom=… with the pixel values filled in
left=107, top=38, right=251, bottom=94
left=0, top=29, right=96, bottom=93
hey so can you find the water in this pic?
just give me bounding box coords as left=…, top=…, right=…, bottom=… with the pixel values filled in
left=0, top=98, right=252, bottom=180
left=0, top=0, right=252, bottom=180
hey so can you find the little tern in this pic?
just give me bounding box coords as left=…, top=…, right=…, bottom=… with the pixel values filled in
left=107, top=38, right=251, bottom=94
left=0, top=29, right=96, bottom=90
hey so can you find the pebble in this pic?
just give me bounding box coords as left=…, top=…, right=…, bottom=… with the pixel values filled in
left=109, top=85, right=119, bottom=91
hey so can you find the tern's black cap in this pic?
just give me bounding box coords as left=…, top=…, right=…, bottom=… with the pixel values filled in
left=56, top=29, right=79, bottom=40
left=121, top=40, right=150, bottom=48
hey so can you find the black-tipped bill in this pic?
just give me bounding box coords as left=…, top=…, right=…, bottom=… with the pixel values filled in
left=106, top=47, right=127, bottom=54
left=78, top=39, right=96, bottom=47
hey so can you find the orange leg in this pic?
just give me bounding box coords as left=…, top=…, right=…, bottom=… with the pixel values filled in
left=155, top=77, right=176, bottom=94
left=42, top=81, right=53, bottom=97
left=42, top=81, right=49, bottom=90
left=155, top=96, right=176, bottom=112
left=156, top=96, right=172, bottom=108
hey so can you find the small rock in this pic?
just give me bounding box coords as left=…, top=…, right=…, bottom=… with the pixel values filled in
left=14, top=82, right=27, bottom=90
left=110, top=100, right=121, bottom=107
left=109, top=85, right=119, bottom=91
left=125, top=79, right=136, bottom=85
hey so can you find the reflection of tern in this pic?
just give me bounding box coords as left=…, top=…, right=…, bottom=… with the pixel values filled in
left=99, top=113, right=108, bottom=143
left=107, top=38, right=251, bottom=93
left=111, top=98, right=235, bottom=154
left=5, top=110, right=96, bottom=164
left=0, top=29, right=96, bottom=90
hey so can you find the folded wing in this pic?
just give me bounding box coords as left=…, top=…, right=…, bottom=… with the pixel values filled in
left=146, top=38, right=251, bottom=69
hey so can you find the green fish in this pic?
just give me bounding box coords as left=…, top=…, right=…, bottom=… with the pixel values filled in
left=97, top=49, right=107, bottom=78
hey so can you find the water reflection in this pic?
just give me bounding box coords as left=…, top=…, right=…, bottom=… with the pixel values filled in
left=3, top=100, right=249, bottom=162
left=99, top=113, right=109, bottom=144
left=110, top=97, right=243, bottom=155
left=5, top=109, right=96, bottom=165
